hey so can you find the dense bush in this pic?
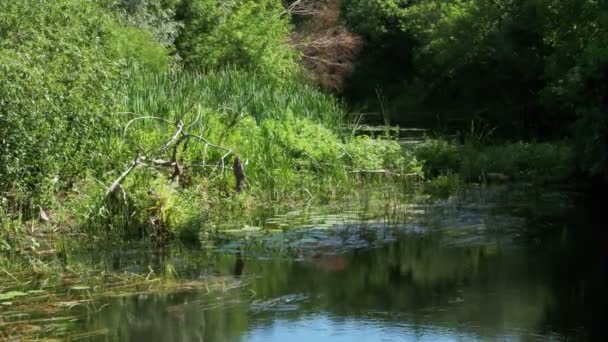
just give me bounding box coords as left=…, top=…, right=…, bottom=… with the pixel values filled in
left=342, top=0, right=608, bottom=180
left=176, top=0, right=297, bottom=78
left=413, top=139, right=576, bottom=184
left=0, top=0, right=170, bottom=211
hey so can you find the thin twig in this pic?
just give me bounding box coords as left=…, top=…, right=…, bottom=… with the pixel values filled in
left=184, top=134, right=232, bottom=152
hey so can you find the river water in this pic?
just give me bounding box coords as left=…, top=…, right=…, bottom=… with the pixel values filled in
left=4, top=185, right=607, bottom=341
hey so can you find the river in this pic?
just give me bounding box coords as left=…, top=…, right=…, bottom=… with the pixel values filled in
left=2, top=185, right=606, bottom=341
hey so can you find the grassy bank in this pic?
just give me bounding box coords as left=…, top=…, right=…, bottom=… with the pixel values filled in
left=0, top=0, right=420, bottom=265
left=0, top=68, right=422, bottom=257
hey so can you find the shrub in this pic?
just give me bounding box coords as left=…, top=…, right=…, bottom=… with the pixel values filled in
left=459, top=141, right=576, bottom=183
left=343, top=136, right=418, bottom=173
left=413, top=139, right=461, bottom=178
left=413, top=138, right=576, bottom=183
left=176, top=0, right=297, bottom=79
left=0, top=0, right=170, bottom=211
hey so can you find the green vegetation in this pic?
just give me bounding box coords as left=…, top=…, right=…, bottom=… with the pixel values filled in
left=413, top=139, right=576, bottom=184
left=341, top=0, right=608, bottom=182
left=0, top=0, right=606, bottom=282
left=0, top=0, right=422, bottom=256
left=1, top=3, right=606, bottom=340
left=176, top=0, right=297, bottom=78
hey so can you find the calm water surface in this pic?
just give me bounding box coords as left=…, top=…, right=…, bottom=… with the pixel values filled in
left=12, top=186, right=608, bottom=341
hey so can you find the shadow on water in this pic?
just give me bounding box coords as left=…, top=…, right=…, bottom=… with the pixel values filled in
left=4, top=186, right=607, bottom=341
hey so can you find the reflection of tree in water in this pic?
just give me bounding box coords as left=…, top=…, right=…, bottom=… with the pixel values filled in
left=234, top=252, right=245, bottom=276
left=244, top=226, right=596, bottom=340
left=75, top=194, right=605, bottom=341
left=79, top=251, right=252, bottom=342
left=534, top=198, right=608, bottom=341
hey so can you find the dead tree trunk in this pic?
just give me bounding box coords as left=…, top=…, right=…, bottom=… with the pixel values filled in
left=233, top=156, right=246, bottom=193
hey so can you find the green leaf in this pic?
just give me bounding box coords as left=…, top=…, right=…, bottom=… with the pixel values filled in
left=0, top=291, right=28, bottom=301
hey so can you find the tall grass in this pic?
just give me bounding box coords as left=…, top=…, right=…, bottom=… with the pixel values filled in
left=66, top=69, right=421, bottom=239
left=122, top=69, right=347, bottom=129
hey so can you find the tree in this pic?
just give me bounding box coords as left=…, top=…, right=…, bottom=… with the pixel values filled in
left=176, top=0, right=297, bottom=79
left=288, top=0, right=362, bottom=91
left=0, top=0, right=169, bottom=206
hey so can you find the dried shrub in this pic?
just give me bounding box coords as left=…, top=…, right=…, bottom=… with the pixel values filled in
left=289, top=0, right=362, bottom=91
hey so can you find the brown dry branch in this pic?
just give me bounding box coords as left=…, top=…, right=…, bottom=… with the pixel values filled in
left=283, top=0, right=325, bottom=16
left=288, top=0, right=362, bottom=91
left=104, top=116, right=233, bottom=201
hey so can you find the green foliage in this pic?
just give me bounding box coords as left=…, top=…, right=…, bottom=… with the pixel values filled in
left=413, top=139, right=460, bottom=178
left=471, top=142, right=576, bottom=183
left=343, top=0, right=607, bottom=179
left=345, top=0, right=549, bottom=130
left=542, top=0, right=608, bottom=180
left=343, top=136, right=422, bottom=176
left=343, top=137, right=398, bottom=170
left=176, top=0, right=297, bottom=78
left=111, top=25, right=172, bottom=72
left=123, top=70, right=345, bottom=126
left=107, top=0, right=183, bottom=47
left=413, top=139, right=576, bottom=184
left=0, top=0, right=170, bottom=212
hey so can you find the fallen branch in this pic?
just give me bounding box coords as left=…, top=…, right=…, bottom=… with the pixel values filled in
left=106, top=154, right=145, bottom=197
left=160, top=120, right=184, bottom=154
left=348, top=170, right=422, bottom=178
left=111, top=115, right=233, bottom=187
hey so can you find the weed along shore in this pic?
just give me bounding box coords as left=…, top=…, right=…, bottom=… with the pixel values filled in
left=1, top=1, right=607, bottom=341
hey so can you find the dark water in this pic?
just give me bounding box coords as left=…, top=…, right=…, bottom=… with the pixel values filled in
left=12, top=187, right=608, bottom=341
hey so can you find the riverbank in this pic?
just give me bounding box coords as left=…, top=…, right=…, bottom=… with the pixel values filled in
left=1, top=129, right=588, bottom=276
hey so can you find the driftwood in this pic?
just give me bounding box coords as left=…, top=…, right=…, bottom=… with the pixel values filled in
left=484, top=172, right=511, bottom=183
left=349, top=170, right=417, bottom=177
left=106, top=154, right=145, bottom=197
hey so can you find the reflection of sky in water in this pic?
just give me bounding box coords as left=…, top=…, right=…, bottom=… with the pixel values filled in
left=243, top=314, right=518, bottom=342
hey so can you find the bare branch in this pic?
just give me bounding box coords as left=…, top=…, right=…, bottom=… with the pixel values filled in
left=288, top=0, right=362, bottom=91
left=183, top=134, right=232, bottom=153
left=106, top=154, right=144, bottom=197
left=282, top=0, right=324, bottom=17
left=159, top=120, right=184, bottom=154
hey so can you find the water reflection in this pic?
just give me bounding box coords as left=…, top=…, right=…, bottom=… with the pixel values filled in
left=69, top=188, right=606, bottom=341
